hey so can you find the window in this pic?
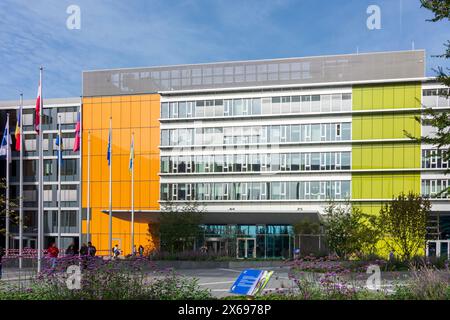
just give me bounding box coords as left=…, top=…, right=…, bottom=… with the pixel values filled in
left=204, top=100, right=214, bottom=117
left=233, top=99, right=243, bottom=116
left=311, top=95, right=320, bottom=111
left=281, top=96, right=291, bottom=114
left=161, top=102, right=169, bottom=118
left=178, top=102, right=187, bottom=118
left=321, top=95, right=331, bottom=112
left=195, top=101, right=205, bottom=117
left=261, top=98, right=271, bottom=114
left=272, top=97, right=281, bottom=114
left=291, top=96, right=301, bottom=113
left=291, top=125, right=300, bottom=142
left=252, top=98, right=261, bottom=115
left=311, top=124, right=320, bottom=141
left=214, top=100, right=224, bottom=117
left=342, top=93, right=352, bottom=111
left=169, top=102, right=178, bottom=118
left=301, top=96, right=311, bottom=113
left=161, top=130, right=169, bottom=146
left=331, top=94, right=341, bottom=111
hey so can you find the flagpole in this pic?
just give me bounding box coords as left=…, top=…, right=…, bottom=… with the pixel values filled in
left=57, top=115, right=62, bottom=250
left=5, top=113, right=10, bottom=257
left=108, top=117, right=112, bottom=258
left=130, top=132, right=134, bottom=255
left=87, top=131, right=91, bottom=243
left=19, top=94, right=23, bottom=269
left=37, top=67, right=43, bottom=273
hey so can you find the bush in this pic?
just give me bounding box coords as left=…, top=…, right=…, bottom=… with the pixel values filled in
left=391, top=264, right=450, bottom=300
left=0, top=256, right=211, bottom=300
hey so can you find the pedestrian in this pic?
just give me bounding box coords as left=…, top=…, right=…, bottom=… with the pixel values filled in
left=47, top=243, right=59, bottom=269
left=138, top=245, right=144, bottom=257
left=87, top=242, right=97, bottom=257
left=113, top=244, right=121, bottom=259
left=65, top=243, right=76, bottom=256
left=132, top=245, right=137, bottom=256
left=80, top=243, right=88, bottom=256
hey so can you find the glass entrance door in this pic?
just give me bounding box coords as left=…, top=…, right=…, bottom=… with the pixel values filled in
left=236, top=238, right=256, bottom=259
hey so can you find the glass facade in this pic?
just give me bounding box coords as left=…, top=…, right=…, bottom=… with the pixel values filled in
left=199, top=224, right=294, bottom=259
left=160, top=180, right=351, bottom=201
left=161, top=93, right=352, bottom=119
left=161, top=151, right=351, bottom=174
left=161, top=122, right=351, bottom=147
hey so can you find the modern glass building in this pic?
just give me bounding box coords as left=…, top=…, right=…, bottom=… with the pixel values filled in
left=0, top=98, right=81, bottom=251
left=1, top=50, right=449, bottom=258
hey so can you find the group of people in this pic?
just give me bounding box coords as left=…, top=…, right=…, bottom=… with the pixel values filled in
left=46, top=241, right=97, bottom=269
left=112, top=244, right=145, bottom=259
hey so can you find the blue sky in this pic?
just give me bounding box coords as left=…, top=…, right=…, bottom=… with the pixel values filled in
left=0, top=0, right=448, bottom=100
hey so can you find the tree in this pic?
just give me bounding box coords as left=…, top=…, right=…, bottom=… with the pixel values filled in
left=407, top=2, right=450, bottom=178
left=150, top=202, right=205, bottom=253
left=323, top=202, right=381, bottom=258
left=379, top=192, right=431, bottom=261
left=0, top=179, right=19, bottom=237
left=420, top=0, right=450, bottom=86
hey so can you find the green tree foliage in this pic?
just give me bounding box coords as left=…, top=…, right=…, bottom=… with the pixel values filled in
left=152, top=202, right=205, bottom=253
left=406, top=1, right=450, bottom=181
left=379, top=192, right=431, bottom=261
left=0, top=179, right=19, bottom=236
left=323, top=202, right=381, bottom=258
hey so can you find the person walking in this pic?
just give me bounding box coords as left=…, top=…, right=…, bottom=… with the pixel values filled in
left=47, top=243, right=59, bottom=269
left=138, top=245, right=144, bottom=257
left=87, top=242, right=97, bottom=257
left=113, top=244, right=121, bottom=259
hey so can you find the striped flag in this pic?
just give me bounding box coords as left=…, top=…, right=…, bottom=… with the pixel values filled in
left=129, top=134, right=134, bottom=172
left=15, top=111, right=21, bottom=151
left=35, top=81, right=41, bottom=133
left=73, top=112, right=80, bottom=152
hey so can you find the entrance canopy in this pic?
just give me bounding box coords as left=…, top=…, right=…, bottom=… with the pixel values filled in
left=100, top=209, right=322, bottom=225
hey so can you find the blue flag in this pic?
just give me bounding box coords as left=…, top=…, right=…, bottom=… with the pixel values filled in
left=55, top=133, right=63, bottom=166
left=129, top=135, right=134, bottom=172
left=107, top=128, right=111, bottom=166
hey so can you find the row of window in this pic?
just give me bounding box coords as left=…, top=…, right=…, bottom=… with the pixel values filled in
left=422, top=89, right=450, bottom=108
left=161, top=93, right=352, bottom=119
left=161, top=123, right=351, bottom=147
left=160, top=181, right=351, bottom=201
left=422, top=180, right=450, bottom=199
left=11, top=159, right=78, bottom=181
left=422, top=149, right=449, bottom=169
left=160, top=152, right=351, bottom=174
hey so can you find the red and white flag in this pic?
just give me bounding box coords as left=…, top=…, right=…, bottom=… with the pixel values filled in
left=35, top=81, right=41, bottom=133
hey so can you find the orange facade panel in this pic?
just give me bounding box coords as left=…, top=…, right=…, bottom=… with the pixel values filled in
left=81, top=94, right=160, bottom=255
